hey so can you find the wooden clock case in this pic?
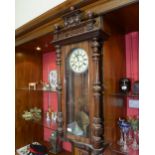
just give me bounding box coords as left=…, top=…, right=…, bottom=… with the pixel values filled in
left=52, top=8, right=108, bottom=155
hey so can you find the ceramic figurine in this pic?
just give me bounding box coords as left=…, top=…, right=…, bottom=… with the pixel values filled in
left=28, top=82, right=36, bottom=90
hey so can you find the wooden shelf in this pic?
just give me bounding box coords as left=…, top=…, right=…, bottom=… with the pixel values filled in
left=48, top=151, right=71, bottom=155
left=16, top=87, right=57, bottom=93
left=23, top=117, right=57, bottom=131
left=108, top=93, right=139, bottom=98
left=110, top=143, right=139, bottom=155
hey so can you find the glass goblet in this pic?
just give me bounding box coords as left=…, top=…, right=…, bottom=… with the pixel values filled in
left=131, top=119, right=139, bottom=150
left=121, top=122, right=130, bottom=153
left=117, top=118, right=125, bottom=145
left=127, top=118, right=133, bottom=143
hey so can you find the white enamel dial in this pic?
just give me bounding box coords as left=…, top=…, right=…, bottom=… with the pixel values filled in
left=69, top=48, right=88, bottom=73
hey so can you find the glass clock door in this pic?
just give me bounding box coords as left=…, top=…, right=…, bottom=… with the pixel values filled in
left=65, top=48, right=90, bottom=138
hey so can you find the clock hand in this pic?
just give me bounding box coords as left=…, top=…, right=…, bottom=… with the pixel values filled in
left=76, top=55, right=80, bottom=62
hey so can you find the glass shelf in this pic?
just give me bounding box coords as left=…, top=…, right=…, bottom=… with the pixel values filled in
left=16, top=87, right=57, bottom=93
left=107, top=92, right=139, bottom=98
left=110, top=143, right=139, bottom=155
left=42, top=119, right=57, bottom=130
left=25, top=117, right=57, bottom=131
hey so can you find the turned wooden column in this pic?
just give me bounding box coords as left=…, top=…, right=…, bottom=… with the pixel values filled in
left=55, top=44, right=63, bottom=137
left=91, top=37, right=103, bottom=152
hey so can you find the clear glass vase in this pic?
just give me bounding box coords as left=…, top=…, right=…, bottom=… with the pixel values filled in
left=121, top=132, right=129, bottom=152
left=132, top=130, right=139, bottom=150
left=117, top=130, right=124, bottom=145
left=117, top=118, right=125, bottom=145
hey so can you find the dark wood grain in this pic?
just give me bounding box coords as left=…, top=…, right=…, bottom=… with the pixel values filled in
left=103, top=14, right=127, bottom=147
left=55, top=45, right=63, bottom=138
left=91, top=37, right=104, bottom=150
left=15, top=49, right=43, bottom=149
left=103, top=3, right=139, bottom=34
left=48, top=151, right=72, bottom=155
left=102, top=5, right=138, bottom=149
left=16, top=34, right=54, bottom=53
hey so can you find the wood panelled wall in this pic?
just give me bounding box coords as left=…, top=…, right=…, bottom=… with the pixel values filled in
left=102, top=4, right=138, bottom=148
left=15, top=49, right=43, bottom=149
left=103, top=17, right=126, bottom=145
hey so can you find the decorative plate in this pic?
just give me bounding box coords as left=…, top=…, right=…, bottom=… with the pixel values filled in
left=48, top=70, right=57, bottom=91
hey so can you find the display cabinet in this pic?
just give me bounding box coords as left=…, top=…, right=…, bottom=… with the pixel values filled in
left=16, top=88, right=58, bottom=146
left=15, top=46, right=60, bottom=153
left=15, top=1, right=139, bottom=155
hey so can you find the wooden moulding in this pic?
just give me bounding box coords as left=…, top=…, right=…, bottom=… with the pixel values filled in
left=15, top=0, right=138, bottom=46
left=15, top=0, right=97, bottom=38
left=52, top=8, right=108, bottom=46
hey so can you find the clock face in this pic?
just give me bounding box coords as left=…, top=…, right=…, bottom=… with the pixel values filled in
left=69, top=48, right=88, bottom=73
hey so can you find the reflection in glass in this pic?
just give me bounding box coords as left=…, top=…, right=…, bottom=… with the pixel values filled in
left=65, top=49, right=89, bottom=137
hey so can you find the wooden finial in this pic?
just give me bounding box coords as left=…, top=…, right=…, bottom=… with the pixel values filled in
left=70, top=6, right=75, bottom=11
left=87, top=11, right=94, bottom=19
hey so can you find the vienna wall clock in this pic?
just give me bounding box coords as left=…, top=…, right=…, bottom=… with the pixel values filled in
left=52, top=7, right=108, bottom=155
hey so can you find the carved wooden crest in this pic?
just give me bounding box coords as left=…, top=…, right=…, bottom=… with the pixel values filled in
left=52, top=7, right=107, bottom=45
